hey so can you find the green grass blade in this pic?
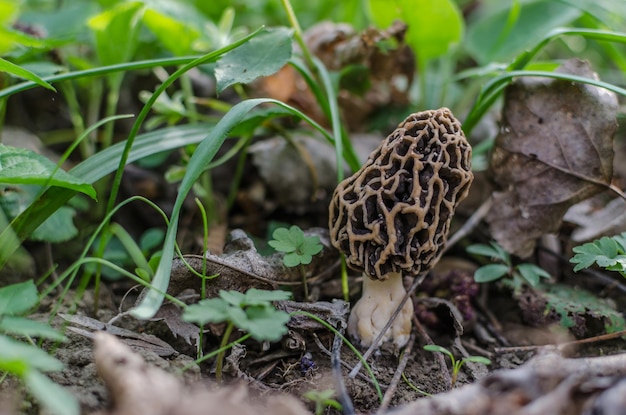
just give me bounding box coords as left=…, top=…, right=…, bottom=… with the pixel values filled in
left=0, top=58, right=56, bottom=92
left=0, top=56, right=198, bottom=99
left=130, top=97, right=356, bottom=319
left=509, top=28, right=626, bottom=70
left=464, top=70, right=626, bottom=135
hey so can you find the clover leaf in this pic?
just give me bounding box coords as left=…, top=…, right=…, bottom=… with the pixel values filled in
left=268, top=225, right=323, bottom=267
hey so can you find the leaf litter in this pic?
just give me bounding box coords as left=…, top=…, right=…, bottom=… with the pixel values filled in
left=486, top=58, right=619, bottom=258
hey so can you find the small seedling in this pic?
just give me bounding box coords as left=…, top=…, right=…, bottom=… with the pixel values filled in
left=303, top=389, right=342, bottom=415
left=467, top=241, right=550, bottom=291
left=183, top=288, right=292, bottom=382
left=570, top=232, right=626, bottom=278
left=0, top=281, right=79, bottom=415
left=269, top=225, right=323, bottom=299
left=423, top=344, right=491, bottom=387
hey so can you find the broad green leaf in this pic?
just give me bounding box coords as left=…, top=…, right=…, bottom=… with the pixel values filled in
left=368, top=0, right=463, bottom=61
left=0, top=0, right=19, bottom=25
left=283, top=252, right=303, bottom=267
left=516, top=263, right=550, bottom=287
left=242, top=305, right=290, bottom=342
left=226, top=306, right=249, bottom=330
left=130, top=98, right=343, bottom=319
left=88, top=2, right=144, bottom=67
left=183, top=298, right=230, bottom=325
left=466, top=0, right=581, bottom=64
left=0, top=145, right=96, bottom=199
left=142, top=8, right=200, bottom=56
left=0, top=58, right=56, bottom=91
left=215, top=27, right=293, bottom=93
left=243, top=288, right=292, bottom=305
left=474, top=264, right=510, bottom=283
left=24, top=370, right=79, bottom=415
left=0, top=185, right=77, bottom=242
left=466, top=243, right=506, bottom=260
left=0, top=316, right=66, bottom=342
left=0, top=280, right=38, bottom=315
left=219, top=290, right=246, bottom=307
left=0, top=335, right=63, bottom=372
left=302, top=236, right=323, bottom=256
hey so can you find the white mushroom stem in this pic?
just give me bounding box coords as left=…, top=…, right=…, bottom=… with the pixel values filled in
left=347, top=271, right=414, bottom=348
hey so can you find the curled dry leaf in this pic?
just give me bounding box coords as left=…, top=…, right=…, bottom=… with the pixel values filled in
left=486, top=59, right=618, bottom=257
left=254, top=21, right=415, bottom=131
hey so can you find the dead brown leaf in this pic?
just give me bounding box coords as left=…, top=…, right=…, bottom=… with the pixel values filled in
left=254, top=21, right=415, bottom=131
left=486, top=59, right=618, bottom=257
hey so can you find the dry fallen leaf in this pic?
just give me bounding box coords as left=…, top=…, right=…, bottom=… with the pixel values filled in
left=486, top=59, right=618, bottom=257
left=254, top=21, right=415, bottom=131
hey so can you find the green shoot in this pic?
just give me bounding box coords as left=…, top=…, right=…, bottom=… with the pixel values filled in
left=423, top=344, right=491, bottom=387
left=183, top=288, right=292, bottom=382
left=303, top=389, right=342, bottom=415
left=0, top=281, right=78, bottom=415
left=570, top=232, right=626, bottom=277
left=467, top=242, right=551, bottom=290
left=269, top=225, right=323, bottom=300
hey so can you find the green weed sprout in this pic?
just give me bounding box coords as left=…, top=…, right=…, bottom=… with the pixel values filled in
left=467, top=241, right=550, bottom=291
left=570, top=232, right=626, bottom=277
left=423, top=344, right=491, bottom=387
left=183, top=288, right=292, bottom=382
left=303, top=389, right=342, bottom=415
left=0, top=281, right=78, bottom=415
left=269, top=225, right=323, bottom=299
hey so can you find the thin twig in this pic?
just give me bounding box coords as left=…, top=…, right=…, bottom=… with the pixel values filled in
left=494, top=328, right=626, bottom=354
left=378, top=331, right=416, bottom=413
left=332, top=323, right=355, bottom=415
left=349, top=273, right=426, bottom=378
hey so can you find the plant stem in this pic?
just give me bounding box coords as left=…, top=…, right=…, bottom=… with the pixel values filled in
left=215, top=321, right=234, bottom=383
left=279, top=0, right=315, bottom=70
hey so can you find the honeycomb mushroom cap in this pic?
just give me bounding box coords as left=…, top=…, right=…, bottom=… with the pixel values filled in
left=329, top=108, right=473, bottom=280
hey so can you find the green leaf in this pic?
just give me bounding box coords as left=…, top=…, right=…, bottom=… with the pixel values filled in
left=241, top=305, right=290, bottom=342
left=466, top=243, right=509, bottom=262
left=0, top=185, right=78, bottom=242
left=267, top=239, right=296, bottom=253
left=423, top=344, right=454, bottom=359
left=142, top=8, right=201, bottom=56
left=570, top=235, right=626, bottom=272
left=474, top=264, right=510, bottom=283
left=243, top=288, right=292, bottom=305
left=0, top=316, right=66, bottom=342
left=302, top=235, right=323, bottom=256
left=463, top=356, right=491, bottom=365
left=226, top=306, right=249, bottom=330
left=215, top=27, right=293, bottom=93
left=0, top=280, right=38, bottom=315
left=88, top=2, right=144, bottom=68
left=368, top=0, right=464, bottom=61
left=182, top=298, right=231, bottom=325
left=24, top=370, right=79, bottom=415
left=0, top=146, right=96, bottom=199
left=516, top=263, right=550, bottom=287
left=465, top=0, right=581, bottom=64
left=0, top=335, right=64, bottom=372
left=219, top=290, right=246, bottom=307
left=0, top=58, right=56, bottom=92
left=283, top=252, right=302, bottom=267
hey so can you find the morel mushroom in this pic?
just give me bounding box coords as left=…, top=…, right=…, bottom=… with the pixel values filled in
left=329, top=108, right=473, bottom=347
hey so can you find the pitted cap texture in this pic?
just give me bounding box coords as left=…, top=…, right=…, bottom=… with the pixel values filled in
left=329, top=108, right=473, bottom=280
